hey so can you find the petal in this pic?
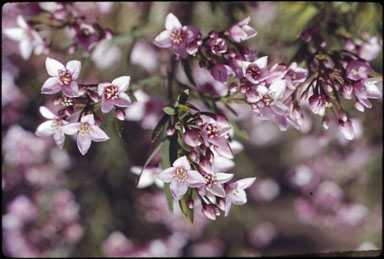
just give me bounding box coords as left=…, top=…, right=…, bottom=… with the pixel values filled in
left=19, top=40, right=33, bottom=60
left=165, top=13, right=182, bottom=30
left=114, top=93, right=132, bottom=107
left=101, top=95, right=115, bottom=113
left=39, top=106, right=57, bottom=119
left=136, top=170, right=155, bottom=189
left=90, top=125, right=109, bottom=142
left=158, top=167, right=175, bottom=183
left=213, top=140, right=233, bottom=160
left=269, top=80, right=286, bottom=99
left=62, top=81, right=79, bottom=97
left=231, top=189, right=247, bottom=205
left=77, top=134, right=92, bottom=155
left=224, top=197, right=232, bottom=217
left=170, top=179, right=188, bottom=200
left=172, top=156, right=191, bottom=170
left=254, top=56, right=268, bottom=69
left=61, top=123, right=81, bottom=135
left=153, top=30, right=172, bottom=48
left=46, top=57, right=65, bottom=77
left=66, top=60, right=81, bottom=80
left=237, top=177, right=256, bottom=189
left=53, top=131, right=65, bottom=149
left=216, top=173, right=234, bottom=184
left=208, top=184, right=226, bottom=197
left=112, top=76, right=130, bottom=92
left=3, top=28, right=25, bottom=41
left=41, top=77, right=61, bottom=95
left=98, top=82, right=110, bottom=96
left=185, top=170, right=206, bottom=187
left=80, top=114, right=95, bottom=124
left=184, top=130, right=201, bottom=147
left=17, top=15, right=28, bottom=29
left=35, top=120, right=55, bottom=136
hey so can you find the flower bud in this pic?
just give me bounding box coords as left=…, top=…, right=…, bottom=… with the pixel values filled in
left=79, top=86, right=88, bottom=96
left=89, top=91, right=99, bottom=103
left=216, top=198, right=226, bottom=211
left=322, top=116, right=329, bottom=130
left=64, top=106, right=73, bottom=117
left=68, top=45, right=76, bottom=54
left=208, top=30, right=218, bottom=39
left=188, top=199, right=194, bottom=209
left=339, top=110, right=348, bottom=121
left=189, top=150, right=197, bottom=161
left=202, top=204, right=216, bottom=220
left=240, top=84, right=248, bottom=94
left=228, top=82, right=238, bottom=95
left=354, top=100, right=365, bottom=112
left=166, top=125, right=175, bottom=136
left=338, top=119, right=354, bottom=140
left=196, top=118, right=203, bottom=126
left=94, top=114, right=102, bottom=127
left=184, top=130, right=201, bottom=147
left=199, top=59, right=206, bottom=68
left=214, top=206, right=221, bottom=216
left=115, top=109, right=125, bottom=121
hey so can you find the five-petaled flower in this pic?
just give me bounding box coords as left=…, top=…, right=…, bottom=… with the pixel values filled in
left=61, top=114, right=109, bottom=155
left=42, top=57, right=81, bottom=98
left=228, top=16, right=257, bottom=43
left=98, top=76, right=132, bottom=113
left=224, top=177, right=256, bottom=216
left=35, top=106, right=68, bottom=149
left=157, top=156, right=206, bottom=200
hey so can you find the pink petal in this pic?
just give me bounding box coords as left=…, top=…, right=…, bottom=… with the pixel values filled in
left=231, top=189, right=247, bottom=205
left=172, top=44, right=188, bottom=59
left=158, top=167, right=175, bottom=183
left=19, top=40, right=33, bottom=60
left=185, top=170, right=206, bottom=188
left=77, top=134, right=92, bottom=155
left=114, top=93, right=132, bottom=107
left=53, top=131, right=65, bottom=149
left=80, top=114, right=95, bottom=124
left=153, top=30, right=172, bottom=48
left=208, top=184, right=226, bottom=197
left=61, top=123, right=81, bottom=135
left=229, top=25, right=248, bottom=42
left=165, top=13, right=182, bottom=30
left=254, top=56, right=268, bottom=69
left=4, top=28, right=25, bottom=41
left=213, top=140, right=233, bottom=160
left=90, top=125, right=109, bottom=142
left=41, top=77, right=61, bottom=95
left=46, top=57, right=65, bottom=77
left=66, top=60, right=81, bottom=80
left=216, top=173, right=234, bottom=184
left=170, top=179, right=188, bottom=200
left=184, top=130, right=201, bottom=147
left=237, top=177, right=256, bottom=189
left=101, top=95, right=115, bottom=113
left=39, top=106, right=57, bottom=119
left=112, top=76, right=130, bottom=92
left=98, top=82, right=110, bottom=96
left=35, top=120, right=55, bottom=136
left=224, top=197, right=232, bottom=217
left=62, top=81, right=79, bottom=97
left=172, top=156, right=191, bottom=170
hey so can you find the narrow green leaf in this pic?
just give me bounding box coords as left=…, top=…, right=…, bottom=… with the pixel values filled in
left=182, top=59, right=196, bottom=86
left=136, top=141, right=164, bottom=187
left=174, top=89, right=190, bottom=107
left=178, top=104, right=190, bottom=120
left=169, top=134, right=178, bottom=164
left=115, top=119, right=124, bottom=138
left=161, top=139, right=173, bottom=213
left=151, top=115, right=169, bottom=142
left=179, top=190, right=194, bottom=229
left=163, top=106, right=176, bottom=115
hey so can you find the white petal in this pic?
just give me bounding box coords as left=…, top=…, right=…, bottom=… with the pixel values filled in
left=41, top=77, right=61, bottom=95
left=3, top=28, right=25, bottom=41
left=158, top=167, right=175, bottom=183
left=112, top=76, right=130, bottom=92
left=165, top=13, right=182, bottom=30
left=66, top=60, right=81, bottom=80
left=53, top=131, right=65, bottom=149
left=46, top=57, right=65, bottom=77
left=216, top=173, right=234, bottom=184
left=170, top=179, right=188, bottom=201
left=19, top=40, right=33, bottom=60
left=35, top=120, right=55, bottom=136
left=172, top=156, right=191, bottom=170
left=39, top=106, right=57, bottom=119
left=254, top=56, right=268, bottom=69
left=231, top=189, right=247, bottom=205
left=136, top=170, right=155, bottom=188
left=61, top=123, right=81, bottom=135
left=269, top=80, right=286, bottom=99
left=98, top=82, right=110, bottom=96
left=17, top=15, right=28, bottom=29
left=77, top=134, right=92, bottom=155
left=90, top=125, right=109, bottom=142
left=237, top=177, right=256, bottom=189
left=153, top=30, right=172, bottom=48
left=208, top=184, right=226, bottom=197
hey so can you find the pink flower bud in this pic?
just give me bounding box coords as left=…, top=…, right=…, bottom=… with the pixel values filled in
left=184, top=130, right=201, bottom=147
left=89, top=91, right=99, bottom=103
left=202, top=204, right=216, bottom=220
left=115, top=110, right=125, bottom=121
left=94, top=115, right=102, bottom=127
left=79, top=86, right=88, bottom=96
left=322, top=116, right=329, bottom=130
left=214, top=206, right=221, bottom=216
left=338, top=119, right=354, bottom=140
left=228, top=82, right=238, bottom=95
left=339, top=110, right=348, bottom=121
left=354, top=100, right=365, bottom=112
left=208, top=30, right=218, bottom=39
left=240, top=84, right=248, bottom=94
left=189, top=150, right=197, bottom=161
left=166, top=125, right=175, bottom=136
left=216, top=198, right=226, bottom=211
left=196, top=118, right=203, bottom=126
left=188, top=199, right=194, bottom=209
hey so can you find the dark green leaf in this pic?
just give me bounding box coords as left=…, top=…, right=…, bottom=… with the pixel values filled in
left=161, top=139, right=173, bottom=213
left=182, top=59, right=196, bottom=86
left=169, top=134, right=178, bottom=164
left=179, top=189, right=194, bottom=229
left=151, top=115, right=169, bottom=143
left=163, top=106, right=176, bottom=115
left=178, top=104, right=190, bottom=120
left=174, top=89, right=190, bottom=107
left=136, top=141, right=164, bottom=187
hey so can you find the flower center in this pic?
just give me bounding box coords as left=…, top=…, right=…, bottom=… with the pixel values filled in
left=351, top=69, right=358, bottom=76
left=104, top=85, right=119, bottom=100
left=170, top=28, right=184, bottom=44
left=230, top=188, right=240, bottom=198
left=79, top=122, right=90, bottom=136
left=51, top=119, right=63, bottom=129
left=262, top=94, right=274, bottom=106
left=204, top=174, right=217, bottom=188
left=61, top=96, right=74, bottom=106
left=58, top=70, right=72, bottom=86
left=206, top=123, right=219, bottom=139
left=246, top=66, right=261, bottom=81
left=174, top=167, right=187, bottom=182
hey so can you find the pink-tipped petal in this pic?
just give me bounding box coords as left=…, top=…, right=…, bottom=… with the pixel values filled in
left=158, top=167, right=175, bottom=183
left=101, top=96, right=115, bottom=113
left=112, top=76, right=130, bottom=92
left=237, top=177, right=256, bottom=189
left=61, top=81, right=79, bottom=98
left=66, top=60, right=81, bottom=80
left=46, top=57, right=65, bottom=77
left=41, top=77, right=62, bottom=95
left=39, top=106, right=57, bottom=119
left=115, top=93, right=132, bottom=107
left=170, top=179, right=188, bottom=200
left=172, top=156, right=191, bottom=170
left=185, top=170, right=206, bottom=188
left=61, top=123, right=81, bottom=135
left=153, top=30, right=172, bottom=48
left=165, top=13, right=182, bottom=30
left=35, top=120, right=55, bottom=136
left=184, top=130, right=201, bottom=147
left=98, top=82, right=110, bottom=96
left=90, top=125, right=109, bottom=142
left=77, top=134, right=92, bottom=155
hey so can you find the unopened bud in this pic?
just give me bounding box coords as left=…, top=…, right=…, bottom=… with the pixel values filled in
left=216, top=198, right=226, bottom=211
left=79, top=86, right=87, bottom=96
left=202, top=204, right=216, bottom=220
left=68, top=45, right=76, bottom=54
left=166, top=125, right=175, bottom=136
left=339, top=110, right=348, bottom=121
left=188, top=199, right=194, bottom=209
left=322, top=116, right=329, bottom=130
left=199, top=59, right=206, bottom=68
left=64, top=106, right=73, bottom=117
left=94, top=115, right=102, bottom=127
left=89, top=91, right=99, bottom=103
left=338, top=119, right=354, bottom=140
left=189, top=150, right=197, bottom=161
left=240, top=84, right=247, bottom=94
left=208, top=30, right=218, bottom=39
left=115, top=109, right=125, bottom=121
left=228, top=82, right=238, bottom=95
left=214, top=206, right=221, bottom=216
left=326, top=84, right=333, bottom=93
left=354, top=100, right=365, bottom=112
left=196, top=118, right=203, bottom=126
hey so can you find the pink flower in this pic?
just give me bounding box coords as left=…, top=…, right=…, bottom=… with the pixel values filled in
left=153, top=13, right=200, bottom=59
left=211, top=63, right=235, bottom=83
left=224, top=177, right=256, bottom=216
left=228, top=16, right=257, bottom=42
left=208, top=37, right=227, bottom=55
left=346, top=61, right=372, bottom=81
left=157, top=156, right=206, bottom=200
left=61, top=114, right=109, bottom=155
left=352, top=78, right=382, bottom=109
left=241, top=56, right=269, bottom=84
left=3, top=15, right=45, bottom=60
left=98, top=76, right=132, bottom=113
left=41, top=57, right=81, bottom=97
left=35, top=106, right=68, bottom=149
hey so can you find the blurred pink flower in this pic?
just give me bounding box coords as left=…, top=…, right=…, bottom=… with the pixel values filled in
left=98, top=76, right=132, bottom=113
left=42, top=57, right=81, bottom=97
left=102, top=231, right=134, bottom=257
left=228, top=16, right=257, bottom=43
left=211, top=63, right=235, bottom=83
left=61, top=114, right=109, bottom=155
left=131, top=166, right=164, bottom=189
left=224, top=177, right=256, bottom=216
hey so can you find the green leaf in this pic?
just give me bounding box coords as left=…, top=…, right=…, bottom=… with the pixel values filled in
left=178, top=104, right=190, bottom=120
left=179, top=189, right=194, bottom=229
left=151, top=115, right=169, bottom=143
left=115, top=119, right=124, bottom=138
left=182, top=59, right=196, bottom=86
left=174, top=89, right=190, bottom=107
left=161, top=139, right=173, bottom=213
left=136, top=141, right=164, bottom=187
left=163, top=106, right=176, bottom=115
